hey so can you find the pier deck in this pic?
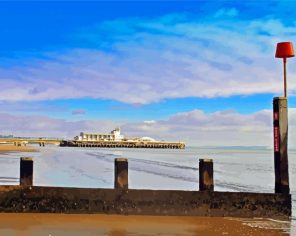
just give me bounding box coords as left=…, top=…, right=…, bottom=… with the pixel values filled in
left=60, top=140, right=185, bottom=149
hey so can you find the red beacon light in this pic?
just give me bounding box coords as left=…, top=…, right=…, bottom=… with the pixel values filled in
left=275, top=42, right=294, bottom=58
left=275, top=42, right=295, bottom=97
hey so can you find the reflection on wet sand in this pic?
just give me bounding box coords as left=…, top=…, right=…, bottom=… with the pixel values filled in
left=0, top=214, right=290, bottom=236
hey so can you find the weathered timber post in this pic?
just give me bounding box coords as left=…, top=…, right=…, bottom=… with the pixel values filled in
left=20, top=157, right=33, bottom=186
left=273, top=97, right=290, bottom=194
left=114, top=158, right=128, bottom=189
left=199, top=159, right=214, bottom=191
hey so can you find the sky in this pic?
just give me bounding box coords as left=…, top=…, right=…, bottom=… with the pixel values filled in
left=1, top=0, right=296, bottom=147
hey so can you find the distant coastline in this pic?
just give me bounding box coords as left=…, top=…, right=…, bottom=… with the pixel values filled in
left=0, top=144, right=37, bottom=153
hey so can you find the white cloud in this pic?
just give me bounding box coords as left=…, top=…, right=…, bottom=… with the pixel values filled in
left=122, top=108, right=296, bottom=148
left=1, top=13, right=296, bottom=104
left=214, top=8, right=239, bottom=18
left=0, top=113, right=117, bottom=139
left=144, top=120, right=156, bottom=124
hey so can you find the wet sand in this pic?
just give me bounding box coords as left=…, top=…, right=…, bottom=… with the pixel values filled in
left=0, top=145, right=37, bottom=153
left=0, top=214, right=289, bottom=236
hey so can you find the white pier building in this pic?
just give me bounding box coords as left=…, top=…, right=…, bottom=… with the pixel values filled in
left=75, top=128, right=124, bottom=142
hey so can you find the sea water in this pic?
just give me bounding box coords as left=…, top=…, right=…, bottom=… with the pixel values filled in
left=0, top=146, right=295, bottom=234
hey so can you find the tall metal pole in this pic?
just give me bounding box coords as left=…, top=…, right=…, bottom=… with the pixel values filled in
left=283, top=58, right=287, bottom=97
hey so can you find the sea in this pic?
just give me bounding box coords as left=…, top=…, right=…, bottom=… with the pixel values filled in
left=0, top=145, right=295, bottom=234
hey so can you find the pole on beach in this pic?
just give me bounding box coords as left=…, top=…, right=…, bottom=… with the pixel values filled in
left=273, top=97, right=289, bottom=194
left=114, top=158, right=128, bottom=189
left=275, top=42, right=294, bottom=97
left=273, top=42, right=294, bottom=194
left=20, top=157, right=33, bottom=186
left=199, top=159, right=214, bottom=191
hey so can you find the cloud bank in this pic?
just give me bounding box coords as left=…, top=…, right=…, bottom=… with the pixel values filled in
left=1, top=108, right=296, bottom=148
left=1, top=10, right=296, bottom=104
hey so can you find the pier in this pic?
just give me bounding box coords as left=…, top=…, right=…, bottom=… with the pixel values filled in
left=0, top=138, right=61, bottom=147
left=60, top=140, right=186, bottom=149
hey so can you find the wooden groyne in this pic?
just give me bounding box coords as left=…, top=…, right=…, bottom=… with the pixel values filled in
left=60, top=140, right=185, bottom=149
left=0, top=157, right=291, bottom=218
left=0, top=186, right=291, bottom=218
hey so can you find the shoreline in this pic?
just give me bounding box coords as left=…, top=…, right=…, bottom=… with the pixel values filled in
left=0, top=144, right=37, bottom=153
left=0, top=213, right=289, bottom=235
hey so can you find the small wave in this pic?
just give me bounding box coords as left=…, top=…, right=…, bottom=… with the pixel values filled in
left=240, top=218, right=291, bottom=234
left=0, top=177, right=18, bottom=180
left=131, top=165, right=197, bottom=183
left=68, top=165, right=109, bottom=184
left=0, top=177, right=19, bottom=183
left=86, top=151, right=201, bottom=172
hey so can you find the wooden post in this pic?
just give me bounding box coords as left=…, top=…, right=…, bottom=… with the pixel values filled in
left=199, top=159, right=214, bottom=191
left=20, top=157, right=33, bottom=186
left=283, top=58, right=287, bottom=97
left=273, top=97, right=290, bottom=194
left=114, top=158, right=128, bottom=189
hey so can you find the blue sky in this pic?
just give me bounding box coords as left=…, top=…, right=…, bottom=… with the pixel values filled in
left=1, top=1, right=296, bottom=146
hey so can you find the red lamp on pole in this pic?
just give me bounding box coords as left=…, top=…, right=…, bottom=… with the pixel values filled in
left=275, top=42, right=295, bottom=97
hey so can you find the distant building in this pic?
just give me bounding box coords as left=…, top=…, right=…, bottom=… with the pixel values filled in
left=74, top=128, right=124, bottom=141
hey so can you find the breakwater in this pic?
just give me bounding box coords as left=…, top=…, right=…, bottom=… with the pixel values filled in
left=0, top=157, right=291, bottom=218
left=60, top=140, right=185, bottom=149
left=0, top=185, right=291, bottom=218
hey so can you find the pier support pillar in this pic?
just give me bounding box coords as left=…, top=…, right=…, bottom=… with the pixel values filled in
left=20, top=157, right=33, bottom=186
left=273, top=97, right=290, bottom=194
left=114, top=158, right=128, bottom=189
left=199, top=159, right=214, bottom=191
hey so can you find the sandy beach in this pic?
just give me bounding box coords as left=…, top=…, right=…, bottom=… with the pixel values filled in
left=0, top=144, right=37, bottom=153
left=0, top=213, right=289, bottom=236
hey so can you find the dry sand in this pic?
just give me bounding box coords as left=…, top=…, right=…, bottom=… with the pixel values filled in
left=0, top=144, right=37, bottom=153
left=0, top=214, right=289, bottom=236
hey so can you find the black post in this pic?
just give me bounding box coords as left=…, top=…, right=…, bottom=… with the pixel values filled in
left=273, top=97, right=289, bottom=194
left=199, top=159, right=214, bottom=191
left=20, top=157, right=33, bottom=186
left=114, top=158, right=128, bottom=189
